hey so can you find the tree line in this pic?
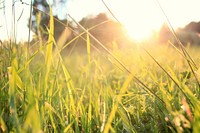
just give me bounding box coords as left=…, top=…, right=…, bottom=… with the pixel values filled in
left=32, top=0, right=200, bottom=49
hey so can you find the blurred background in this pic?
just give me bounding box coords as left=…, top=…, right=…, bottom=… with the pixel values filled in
left=1, top=0, right=200, bottom=47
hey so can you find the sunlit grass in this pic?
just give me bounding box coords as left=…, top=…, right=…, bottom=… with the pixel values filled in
left=1, top=37, right=200, bottom=132
left=1, top=4, right=200, bottom=133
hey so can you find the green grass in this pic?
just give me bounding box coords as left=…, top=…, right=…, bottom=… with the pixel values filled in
left=1, top=38, right=200, bottom=132
left=1, top=7, right=200, bottom=133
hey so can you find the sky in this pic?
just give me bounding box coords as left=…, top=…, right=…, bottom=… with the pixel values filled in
left=0, top=0, right=200, bottom=42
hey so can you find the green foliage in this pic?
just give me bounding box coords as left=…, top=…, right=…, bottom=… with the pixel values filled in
left=1, top=38, right=200, bottom=132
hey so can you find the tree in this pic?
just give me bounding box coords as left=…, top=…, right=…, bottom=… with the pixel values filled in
left=31, top=0, right=69, bottom=40
left=176, top=28, right=200, bottom=46
left=158, top=22, right=200, bottom=46
left=31, top=1, right=130, bottom=51
left=175, top=21, right=200, bottom=45
left=32, top=0, right=50, bottom=34
left=184, top=21, right=200, bottom=33
left=158, top=23, right=173, bottom=44
left=78, top=13, right=129, bottom=49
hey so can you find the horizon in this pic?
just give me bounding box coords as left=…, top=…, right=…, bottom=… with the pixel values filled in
left=0, top=0, right=200, bottom=42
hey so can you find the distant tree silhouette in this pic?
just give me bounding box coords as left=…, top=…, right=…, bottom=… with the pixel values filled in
left=158, top=22, right=200, bottom=45
left=32, top=0, right=49, bottom=35
left=184, top=21, right=200, bottom=33
left=176, top=28, right=200, bottom=45
left=78, top=13, right=129, bottom=49
left=30, top=0, right=79, bottom=52
left=31, top=0, right=69, bottom=40
left=31, top=1, right=130, bottom=51
left=158, top=24, right=172, bottom=43
left=176, top=21, right=200, bottom=45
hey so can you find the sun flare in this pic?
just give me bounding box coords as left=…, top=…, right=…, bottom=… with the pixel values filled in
left=123, top=22, right=155, bottom=41
left=106, top=0, right=164, bottom=42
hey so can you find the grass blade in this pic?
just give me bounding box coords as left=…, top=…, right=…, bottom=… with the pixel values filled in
left=44, top=4, right=54, bottom=100
left=103, top=74, right=133, bottom=132
left=87, top=31, right=91, bottom=64
left=0, top=116, right=7, bottom=132
left=68, top=14, right=165, bottom=105
left=155, top=0, right=200, bottom=87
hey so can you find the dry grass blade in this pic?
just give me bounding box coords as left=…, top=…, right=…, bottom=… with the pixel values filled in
left=68, top=14, right=165, bottom=104
left=155, top=0, right=200, bottom=87
left=1, top=1, right=200, bottom=132
left=102, top=0, right=197, bottom=107
left=143, top=47, right=193, bottom=106
left=87, top=30, right=91, bottom=64
left=101, top=0, right=121, bottom=24
left=168, top=41, right=197, bottom=67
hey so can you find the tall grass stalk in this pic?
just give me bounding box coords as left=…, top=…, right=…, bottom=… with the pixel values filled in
left=155, top=0, right=200, bottom=87
left=68, top=14, right=164, bottom=105
left=103, top=74, right=133, bottom=133
left=1, top=1, right=200, bottom=133
left=101, top=0, right=200, bottom=132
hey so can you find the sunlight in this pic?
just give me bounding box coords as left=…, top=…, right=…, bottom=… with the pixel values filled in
left=123, top=22, right=155, bottom=41
left=1, top=0, right=200, bottom=42
left=106, top=0, right=164, bottom=42
left=66, top=0, right=164, bottom=42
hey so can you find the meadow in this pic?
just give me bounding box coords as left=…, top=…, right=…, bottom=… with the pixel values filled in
left=1, top=5, right=200, bottom=133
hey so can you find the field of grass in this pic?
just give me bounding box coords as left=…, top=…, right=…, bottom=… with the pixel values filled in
left=1, top=36, right=200, bottom=133
left=1, top=6, right=200, bottom=133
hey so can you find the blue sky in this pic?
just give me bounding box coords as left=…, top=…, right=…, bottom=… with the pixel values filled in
left=0, top=0, right=200, bottom=41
